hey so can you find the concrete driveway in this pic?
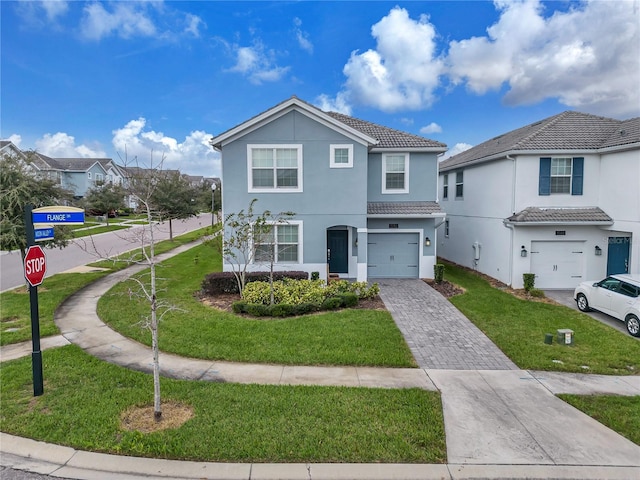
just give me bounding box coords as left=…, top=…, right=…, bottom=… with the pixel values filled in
left=543, top=289, right=638, bottom=338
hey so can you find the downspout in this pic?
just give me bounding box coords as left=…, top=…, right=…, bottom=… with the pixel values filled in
left=505, top=154, right=517, bottom=287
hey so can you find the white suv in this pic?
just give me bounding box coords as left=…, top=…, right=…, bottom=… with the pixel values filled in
left=574, top=274, right=640, bottom=337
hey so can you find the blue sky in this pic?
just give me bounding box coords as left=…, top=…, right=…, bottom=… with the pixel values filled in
left=2, top=0, right=638, bottom=177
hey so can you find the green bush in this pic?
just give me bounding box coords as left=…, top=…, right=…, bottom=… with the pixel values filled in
left=268, top=304, right=294, bottom=317
left=434, top=264, right=445, bottom=284
left=338, top=292, right=359, bottom=308
left=325, top=280, right=379, bottom=299
left=293, top=302, right=319, bottom=315
left=231, top=300, right=247, bottom=314
left=523, top=273, right=536, bottom=292
left=311, top=271, right=320, bottom=280
left=321, top=297, right=342, bottom=310
left=529, top=288, right=545, bottom=298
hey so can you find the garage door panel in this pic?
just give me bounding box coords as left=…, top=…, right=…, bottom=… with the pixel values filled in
left=530, top=241, right=584, bottom=289
left=368, top=233, right=419, bottom=278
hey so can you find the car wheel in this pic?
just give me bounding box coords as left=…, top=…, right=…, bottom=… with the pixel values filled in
left=576, top=293, right=591, bottom=312
left=625, top=315, right=640, bottom=337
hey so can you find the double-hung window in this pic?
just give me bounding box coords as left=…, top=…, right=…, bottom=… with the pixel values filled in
left=254, top=223, right=300, bottom=264
left=443, top=174, right=449, bottom=199
left=539, top=157, right=584, bottom=195
left=248, top=145, right=302, bottom=192
left=455, top=171, right=463, bottom=198
left=330, top=144, right=353, bottom=168
left=382, top=153, right=409, bottom=193
left=95, top=173, right=104, bottom=184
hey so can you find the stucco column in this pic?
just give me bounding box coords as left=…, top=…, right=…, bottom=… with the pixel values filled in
left=357, top=228, right=368, bottom=282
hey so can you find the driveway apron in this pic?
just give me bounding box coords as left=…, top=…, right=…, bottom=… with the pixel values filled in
left=377, top=279, right=517, bottom=370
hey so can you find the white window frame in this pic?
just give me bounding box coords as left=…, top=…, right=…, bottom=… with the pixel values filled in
left=443, top=174, right=449, bottom=200
left=330, top=144, right=353, bottom=168
left=382, top=153, right=409, bottom=194
left=550, top=157, right=572, bottom=194
left=252, top=220, right=303, bottom=265
left=444, top=219, right=450, bottom=238
left=247, top=144, right=303, bottom=193
left=95, top=173, right=104, bottom=183
left=455, top=170, right=464, bottom=198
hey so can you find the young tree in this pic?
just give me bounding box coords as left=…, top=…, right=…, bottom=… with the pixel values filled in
left=149, top=171, right=199, bottom=240
left=0, top=152, right=73, bottom=261
left=83, top=182, right=126, bottom=225
left=223, top=199, right=294, bottom=297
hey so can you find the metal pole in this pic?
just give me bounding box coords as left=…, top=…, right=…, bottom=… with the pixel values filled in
left=24, top=204, right=44, bottom=396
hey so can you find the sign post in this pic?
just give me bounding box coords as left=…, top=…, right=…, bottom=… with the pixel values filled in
left=24, top=205, right=85, bottom=396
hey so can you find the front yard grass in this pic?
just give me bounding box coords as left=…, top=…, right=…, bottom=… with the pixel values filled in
left=0, top=345, right=446, bottom=463
left=98, top=243, right=416, bottom=367
left=442, top=262, right=640, bottom=375
left=559, top=394, right=640, bottom=446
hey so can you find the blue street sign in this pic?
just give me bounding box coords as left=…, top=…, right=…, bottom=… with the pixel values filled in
left=34, top=227, right=55, bottom=242
left=32, top=206, right=85, bottom=225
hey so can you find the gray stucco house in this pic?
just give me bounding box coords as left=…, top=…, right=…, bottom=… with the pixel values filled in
left=210, top=96, right=447, bottom=282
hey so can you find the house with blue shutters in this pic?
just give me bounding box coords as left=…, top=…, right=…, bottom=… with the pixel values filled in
left=438, top=111, right=640, bottom=289
left=210, top=96, right=447, bottom=282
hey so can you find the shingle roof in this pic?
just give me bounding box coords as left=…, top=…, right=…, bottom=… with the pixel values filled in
left=441, top=111, right=639, bottom=171
left=327, top=112, right=446, bottom=149
left=368, top=201, right=443, bottom=216
left=506, top=207, right=613, bottom=225
left=51, top=158, right=110, bottom=171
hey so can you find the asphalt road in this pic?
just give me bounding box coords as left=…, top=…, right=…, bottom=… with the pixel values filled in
left=0, top=214, right=213, bottom=292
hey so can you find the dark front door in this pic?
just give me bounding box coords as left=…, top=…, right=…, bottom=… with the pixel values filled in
left=328, top=230, right=349, bottom=273
left=607, top=236, right=631, bottom=275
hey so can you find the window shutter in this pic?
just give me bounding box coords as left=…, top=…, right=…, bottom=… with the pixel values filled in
left=539, top=157, right=551, bottom=195
left=571, top=157, right=584, bottom=195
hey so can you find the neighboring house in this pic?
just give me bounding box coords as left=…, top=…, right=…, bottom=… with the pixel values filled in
left=0, top=140, right=27, bottom=161
left=210, top=96, right=447, bottom=281
left=438, top=111, right=640, bottom=290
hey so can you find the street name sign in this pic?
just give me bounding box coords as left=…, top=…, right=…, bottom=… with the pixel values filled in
left=24, top=245, right=47, bottom=287
left=32, top=206, right=85, bottom=225
left=34, top=226, right=55, bottom=242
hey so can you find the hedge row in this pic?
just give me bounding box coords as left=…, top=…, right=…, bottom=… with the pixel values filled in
left=232, top=292, right=359, bottom=317
left=201, top=271, right=308, bottom=295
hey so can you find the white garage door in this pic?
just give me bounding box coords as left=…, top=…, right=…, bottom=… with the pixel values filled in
left=530, top=241, right=585, bottom=289
left=368, top=233, right=419, bottom=278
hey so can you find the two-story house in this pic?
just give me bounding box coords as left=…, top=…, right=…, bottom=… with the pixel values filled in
left=210, top=96, right=447, bottom=282
left=438, top=111, right=640, bottom=289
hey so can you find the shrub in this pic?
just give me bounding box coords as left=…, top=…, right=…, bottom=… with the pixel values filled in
left=267, top=304, right=294, bottom=317
left=201, top=270, right=308, bottom=295
left=311, top=271, right=320, bottom=280
left=337, top=292, right=359, bottom=308
left=434, top=264, right=445, bottom=284
left=293, top=302, right=319, bottom=315
left=321, top=297, right=342, bottom=310
left=244, top=303, right=270, bottom=317
left=231, top=300, right=247, bottom=314
left=529, top=288, right=545, bottom=298
left=325, top=280, right=379, bottom=299
left=523, top=273, right=536, bottom=292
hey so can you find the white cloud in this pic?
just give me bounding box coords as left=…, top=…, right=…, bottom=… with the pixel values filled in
left=112, top=118, right=220, bottom=177
left=15, top=0, right=69, bottom=27
left=337, top=7, right=444, bottom=112
left=35, top=132, right=106, bottom=158
left=420, top=123, right=442, bottom=134
left=8, top=134, right=23, bottom=148
left=41, top=0, right=69, bottom=22
left=226, top=41, right=290, bottom=85
left=184, top=13, right=205, bottom=37
left=441, top=143, right=473, bottom=161
left=447, top=0, right=640, bottom=117
left=314, top=92, right=352, bottom=115
left=80, top=2, right=157, bottom=41
left=294, top=17, right=313, bottom=54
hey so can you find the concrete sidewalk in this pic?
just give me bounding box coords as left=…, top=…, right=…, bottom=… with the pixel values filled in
left=1, top=244, right=639, bottom=479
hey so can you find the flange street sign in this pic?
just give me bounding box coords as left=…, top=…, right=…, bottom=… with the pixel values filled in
left=24, top=245, right=47, bottom=287
left=32, top=206, right=85, bottom=225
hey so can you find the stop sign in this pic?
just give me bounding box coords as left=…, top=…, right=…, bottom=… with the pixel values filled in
left=24, top=245, right=47, bottom=287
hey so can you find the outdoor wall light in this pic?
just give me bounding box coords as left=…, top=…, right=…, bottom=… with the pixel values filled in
left=355, top=238, right=358, bottom=247
left=595, top=245, right=602, bottom=256
left=425, top=237, right=431, bottom=247
left=521, top=246, right=528, bottom=257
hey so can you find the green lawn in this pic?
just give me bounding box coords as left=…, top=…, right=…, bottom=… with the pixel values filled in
left=98, top=243, right=416, bottom=367
left=559, top=394, right=640, bottom=446
left=442, top=262, right=640, bottom=375
left=0, top=345, right=446, bottom=463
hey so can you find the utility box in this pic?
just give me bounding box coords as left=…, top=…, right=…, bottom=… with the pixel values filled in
left=557, top=329, right=574, bottom=346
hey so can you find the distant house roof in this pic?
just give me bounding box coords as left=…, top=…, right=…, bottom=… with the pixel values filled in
left=505, top=207, right=614, bottom=226
left=441, top=111, right=640, bottom=171
left=211, top=96, right=446, bottom=152
left=368, top=201, right=444, bottom=217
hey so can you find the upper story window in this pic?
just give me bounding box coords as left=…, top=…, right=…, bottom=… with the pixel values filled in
left=539, top=157, right=583, bottom=196
left=382, top=153, right=409, bottom=194
left=443, top=174, right=449, bottom=200
left=95, top=173, right=104, bottom=184
left=254, top=222, right=301, bottom=264
left=455, top=171, right=464, bottom=198
left=444, top=219, right=450, bottom=238
left=248, top=145, right=303, bottom=193
left=330, top=144, right=353, bottom=168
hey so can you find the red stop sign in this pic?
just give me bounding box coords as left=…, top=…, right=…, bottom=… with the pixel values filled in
left=24, top=245, right=47, bottom=287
